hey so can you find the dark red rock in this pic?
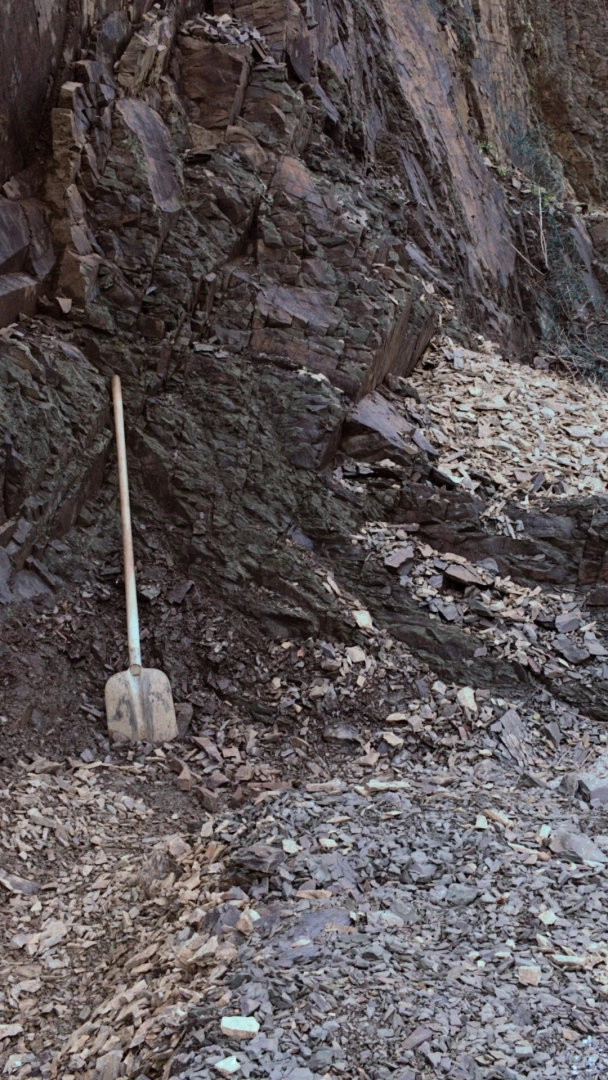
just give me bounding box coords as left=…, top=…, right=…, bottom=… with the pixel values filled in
left=0, top=272, right=40, bottom=327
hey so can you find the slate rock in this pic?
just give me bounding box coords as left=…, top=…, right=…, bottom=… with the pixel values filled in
left=232, top=844, right=284, bottom=874
left=323, top=723, right=361, bottom=743
left=308, top=1050, right=333, bottom=1069
left=0, top=272, right=40, bottom=327
left=0, top=198, right=30, bottom=274
left=11, top=570, right=52, bottom=600
left=0, top=549, right=13, bottom=603
left=446, top=883, right=478, bottom=905
left=553, top=636, right=590, bottom=664
left=549, top=829, right=608, bottom=865
left=403, top=1025, right=433, bottom=1049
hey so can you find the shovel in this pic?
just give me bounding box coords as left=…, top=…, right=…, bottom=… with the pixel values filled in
left=105, top=375, right=178, bottom=743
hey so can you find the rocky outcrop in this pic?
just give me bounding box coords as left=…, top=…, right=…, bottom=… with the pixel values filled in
left=1, top=0, right=608, bottom=699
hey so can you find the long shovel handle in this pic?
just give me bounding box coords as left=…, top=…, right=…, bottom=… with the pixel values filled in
left=112, top=375, right=142, bottom=674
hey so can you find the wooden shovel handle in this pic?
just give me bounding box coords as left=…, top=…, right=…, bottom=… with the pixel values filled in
left=112, top=375, right=142, bottom=673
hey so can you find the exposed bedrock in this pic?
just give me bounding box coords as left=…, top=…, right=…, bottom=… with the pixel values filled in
left=1, top=0, right=608, bottom=718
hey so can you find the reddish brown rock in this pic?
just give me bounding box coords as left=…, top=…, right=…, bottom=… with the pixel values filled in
left=180, top=38, right=252, bottom=129
left=0, top=273, right=40, bottom=327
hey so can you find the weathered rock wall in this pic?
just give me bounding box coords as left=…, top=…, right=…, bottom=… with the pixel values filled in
left=520, top=0, right=608, bottom=203
left=2, top=1, right=607, bottom=343
left=0, top=0, right=69, bottom=184
left=1, top=0, right=608, bottom=700
left=0, top=2, right=186, bottom=185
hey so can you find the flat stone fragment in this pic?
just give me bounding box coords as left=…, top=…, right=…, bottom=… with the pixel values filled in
left=446, top=883, right=478, bottom=905
left=412, top=428, right=438, bottom=457
left=0, top=1023, right=24, bottom=1040
left=346, top=391, right=414, bottom=449
left=282, top=838, right=300, bottom=854
left=115, top=98, right=182, bottom=214
left=385, top=545, right=415, bottom=569
left=0, top=873, right=40, bottom=895
left=444, top=563, right=485, bottom=587
left=346, top=645, right=366, bottom=662
left=0, top=198, right=29, bottom=273
left=403, top=1025, right=433, bottom=1049
left=0, top=272, right=40, bottom=327
left=551, top=953, right=587, bottom=967
left=366, top=778, right=410, bottom=792
left=550, top=829, right=607, bottom=865
left=352, top=609, right=373, bottom=629
left=221, top=1016, right=260, bottom=1040
left=456, top=686, right=477, bottom=712
left=553, top=635, right=590, bottom=664
left=517, top=965, right=542, bottom=986
left=214, top=1056, right=241, bottom=1075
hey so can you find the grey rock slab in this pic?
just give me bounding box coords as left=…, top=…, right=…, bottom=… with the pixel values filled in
left=445, top=883, right=479, bottom=905
left=577, top=749, right=608, bottom=804
left=549, top=829, right=608, bottom=866
left=0, top=198, right=30, bottom=274
left=0, top=548, right=13, bottom=603
left=553, top=635, right=590, bottom=664
left=345, top=391, right=414, bottom=449
left=555, top=613, right=582, bottom=633
left=322, top=723, right=361, bottom=743
left=11, top=570, right=52, bottom=600
left=0, top=271, right=40, bottom=327
left=115, top=98, right=183, bottom=214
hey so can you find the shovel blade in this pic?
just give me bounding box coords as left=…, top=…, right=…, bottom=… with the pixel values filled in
left=105, top=667, right=177, bottom=743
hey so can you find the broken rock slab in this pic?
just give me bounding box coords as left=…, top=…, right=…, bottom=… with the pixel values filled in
left=0, top=549, right=13, bottom=603
left=577, top=750, right=608, bottom=805
left=341, top=390, right=422, bottom=467
left=57, top=250, right=101, bottom=303
left=549, top=829, right=608, bottom=866
left=179, top=36, right=251, bottom=129
left=114, top=98, right=183, bottom=216
left=254, top=283, right=341, bottom=336
left=0, top=199, right=30, bottom=274
left=0, top=273, right=40, bottom=327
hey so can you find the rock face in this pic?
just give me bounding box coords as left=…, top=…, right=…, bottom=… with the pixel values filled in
left=0, top=1, right=606, bottom=339
left=0, top=0, right=608, bottom=691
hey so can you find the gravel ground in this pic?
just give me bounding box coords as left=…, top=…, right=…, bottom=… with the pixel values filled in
left=4, top=625, right=608, bottom=1080
left=172, top=719, right=608, bottom=1080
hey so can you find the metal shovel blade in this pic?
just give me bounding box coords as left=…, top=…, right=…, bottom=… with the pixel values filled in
left=105, top=667, right=178, bottom=743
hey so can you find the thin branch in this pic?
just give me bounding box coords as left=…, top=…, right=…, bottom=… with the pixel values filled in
left=538, top=190, right=549, bottom=268
left=504, top=237, right=542, bottom=273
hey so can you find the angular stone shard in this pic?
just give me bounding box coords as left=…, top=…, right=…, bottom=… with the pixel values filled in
left=114, top=98, right=183, bottom=215
left=341, top=390, right=421, bottom=466
left=180, top=38, right=251, bottom=129
left=0, top=199, right=30, bottom=274
left=220, top=1015, right=260, bottom=1040
left=255, top=283, right=340, bottom=335
left=0, top=273, right=40, bottom=327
